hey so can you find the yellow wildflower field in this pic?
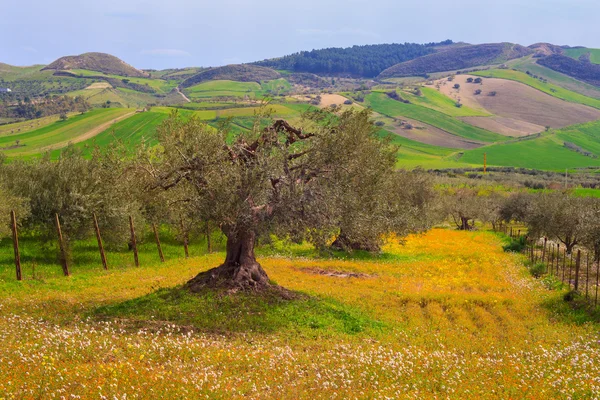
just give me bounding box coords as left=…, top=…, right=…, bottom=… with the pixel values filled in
left=1, top=229, right=599, bottom=399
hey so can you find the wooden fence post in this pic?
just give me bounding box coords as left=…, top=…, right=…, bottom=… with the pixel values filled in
left=93, top=213, right=108, bottom=270
left=55, top=213, right=69, bottom=277
left=129, top=216, right=139, bottom=267
left=574, top=250, right=581, bottom=291
left=561, top=246, right=567, bottom=283
left=542, top=238, right=547, bottom=264
left=586, top=252, right=590, bottom=299
left=181, top=219, right=189, bottom=259
left=11, top=210, right=22, bottom=281
left=152, top=223, right=165, bottom=262
left=556, top=244, right=560, bottom=276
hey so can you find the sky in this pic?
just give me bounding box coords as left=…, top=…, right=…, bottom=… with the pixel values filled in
left=1, top=0, right=599, bottom=70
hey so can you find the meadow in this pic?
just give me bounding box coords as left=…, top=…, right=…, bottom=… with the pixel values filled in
left=0, top=108, right=132, bottom=158
left=461, top=120, right=600, bottom=170
left=398, top=87, right=490, bottom=117
left=1, top=228, right=599, bottom=398
left=563, top=47, right=600, bottom=64
left=365, top=93, right=506, bottom=143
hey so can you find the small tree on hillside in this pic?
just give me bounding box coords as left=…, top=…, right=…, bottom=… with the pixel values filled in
left=136, top=109, right=428, bottom=291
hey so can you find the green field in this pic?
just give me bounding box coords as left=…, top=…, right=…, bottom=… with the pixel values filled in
left=0, top=108, right=132, bottom=158
left=471, top=69, right=600, bottom=109
left=365, top=93, right=506, bottom=143
left=460, top=120, right=600, bottom=170
left=564, top=47, right=600, bottom=64
left=184, top=80, right=262, bottom=99
left=400, top=87, right=490, bottom=117
left=508, top=56, right=600, bottom=99
left=49, top=111, right=170, bottom=157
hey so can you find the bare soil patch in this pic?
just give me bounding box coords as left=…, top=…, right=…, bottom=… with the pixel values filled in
left=318, top=94, right=352, bottom=107
left=438, top=75, right=600, bottom=129
left=301, top=267, right=374, bottom=279
left=459, top=116, right=544, bottom=137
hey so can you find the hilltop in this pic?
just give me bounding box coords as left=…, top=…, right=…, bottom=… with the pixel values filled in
left=378, top=43, right=533, bottom=79
left=42, top=52, right=148, bottom=77
left=253, top=41, right=453, bottom=78
left=180, top=64, right=281, bottom=88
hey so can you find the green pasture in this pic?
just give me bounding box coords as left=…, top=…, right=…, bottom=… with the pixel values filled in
left=0, top=108, right=131, bottom=158
left=399, top=86, right=490, bottom=117
left=563, top=47, right=600, bottom=64
left=365, top=93, right=505, bottom=143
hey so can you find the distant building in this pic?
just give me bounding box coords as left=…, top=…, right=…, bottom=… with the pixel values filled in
left=0, top=88, right=11, bottom=93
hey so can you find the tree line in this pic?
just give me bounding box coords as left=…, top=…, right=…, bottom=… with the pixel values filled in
left=0, top=95, right=90, bottom=120
left=253, top=42, right=452, bottom=78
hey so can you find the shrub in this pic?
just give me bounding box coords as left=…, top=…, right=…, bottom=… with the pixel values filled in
left=474, top=77, right=482, bottom=84
left=529, top=262, right=547, bottom=278
left=343, top=99, right=353, bottom=105
left=503, top=236, right=527, bottom=253
left=466, top=77, right=474, bottom=83
left=453, top=84, right=460, bottom=89
left=474, top=89, right=482, bottom=95
left=375, top=121, right=385, bottom=127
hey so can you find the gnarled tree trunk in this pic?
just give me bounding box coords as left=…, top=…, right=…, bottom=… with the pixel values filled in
left=331, top=232, right=380, bottom=252
left=186, top=230, right=270, bottom=292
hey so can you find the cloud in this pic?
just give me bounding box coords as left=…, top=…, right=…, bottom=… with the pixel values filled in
left=140, top=49, right=191, bottom=57
left=296, top=28, right=380, bottom=39
left=21, top=46, right=38, bottom=53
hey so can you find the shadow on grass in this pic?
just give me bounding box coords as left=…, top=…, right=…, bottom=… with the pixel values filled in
left=94, top=285, right=384, bottom=337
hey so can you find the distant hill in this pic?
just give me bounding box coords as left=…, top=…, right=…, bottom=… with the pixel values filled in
left=378, top=43, right=533, bottom=79
left=180, top=64, right=281, bottom=88
left=537, top=54, right=600, bottom=87
left=42, top=52, right=148, bottom=78
left=253, top=41, right=453, bottom=78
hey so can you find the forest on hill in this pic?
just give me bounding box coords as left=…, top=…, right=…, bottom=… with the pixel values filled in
left=253, top=41, right=453, bottom=77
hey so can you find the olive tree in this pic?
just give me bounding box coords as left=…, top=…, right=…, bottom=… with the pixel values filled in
left=525, top=192, right=590, bottom=254
left=136, top=109, right=430, bottom=291
left=0, top=147, right=144, bottom=248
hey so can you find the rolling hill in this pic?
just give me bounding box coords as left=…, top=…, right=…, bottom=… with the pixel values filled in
left=377, top=43, right=533, bottom=79
left=42, top=52, right=148, bottom=78
left=180, top=65, right=281, bottom=88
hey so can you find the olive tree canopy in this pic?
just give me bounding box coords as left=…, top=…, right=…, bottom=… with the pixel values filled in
left=137, top=109, right=432, bottom=291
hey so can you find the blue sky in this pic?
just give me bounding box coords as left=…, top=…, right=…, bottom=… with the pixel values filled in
left=1, top=0, right=598, bottom=69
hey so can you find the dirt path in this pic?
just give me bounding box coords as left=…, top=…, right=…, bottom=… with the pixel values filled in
left=41, top=112, right=136, bottom=152
left=176, top=87, right=191, bottom=103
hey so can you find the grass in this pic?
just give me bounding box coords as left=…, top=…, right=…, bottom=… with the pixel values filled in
left=0, top=114, right=70, bottom=136
left=460, top=120, right=600, bottom=170
left=400, top=87, right=490, bottom=117
left=49, top=111, right=170, bottom=158
left=184, top=80, right=262, bottom=99
left=564, top=47, right=600, bottom=64
left=0, top=108, right=132, bottom=158
left=508, top=56, right=600, bottom=99
left=1, top=229, right=600, bottom=398
left=471, top=69, right=600, bottom=109
left=365, top=93, right=506, bottom=143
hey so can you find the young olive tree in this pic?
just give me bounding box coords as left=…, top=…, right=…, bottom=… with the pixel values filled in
left=0, top=147, right=144, bottom=249
left=525, top=192, right=590, bottom=254
left=136, top=109, right=427, bottom=291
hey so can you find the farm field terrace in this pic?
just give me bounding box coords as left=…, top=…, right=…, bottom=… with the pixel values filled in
left=1, top=229, right=599, bottom=398
left=460, top=120, right=600, bottom=170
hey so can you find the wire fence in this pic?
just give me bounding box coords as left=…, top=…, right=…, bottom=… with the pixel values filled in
left=523, top=234, right=600, bottom=307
